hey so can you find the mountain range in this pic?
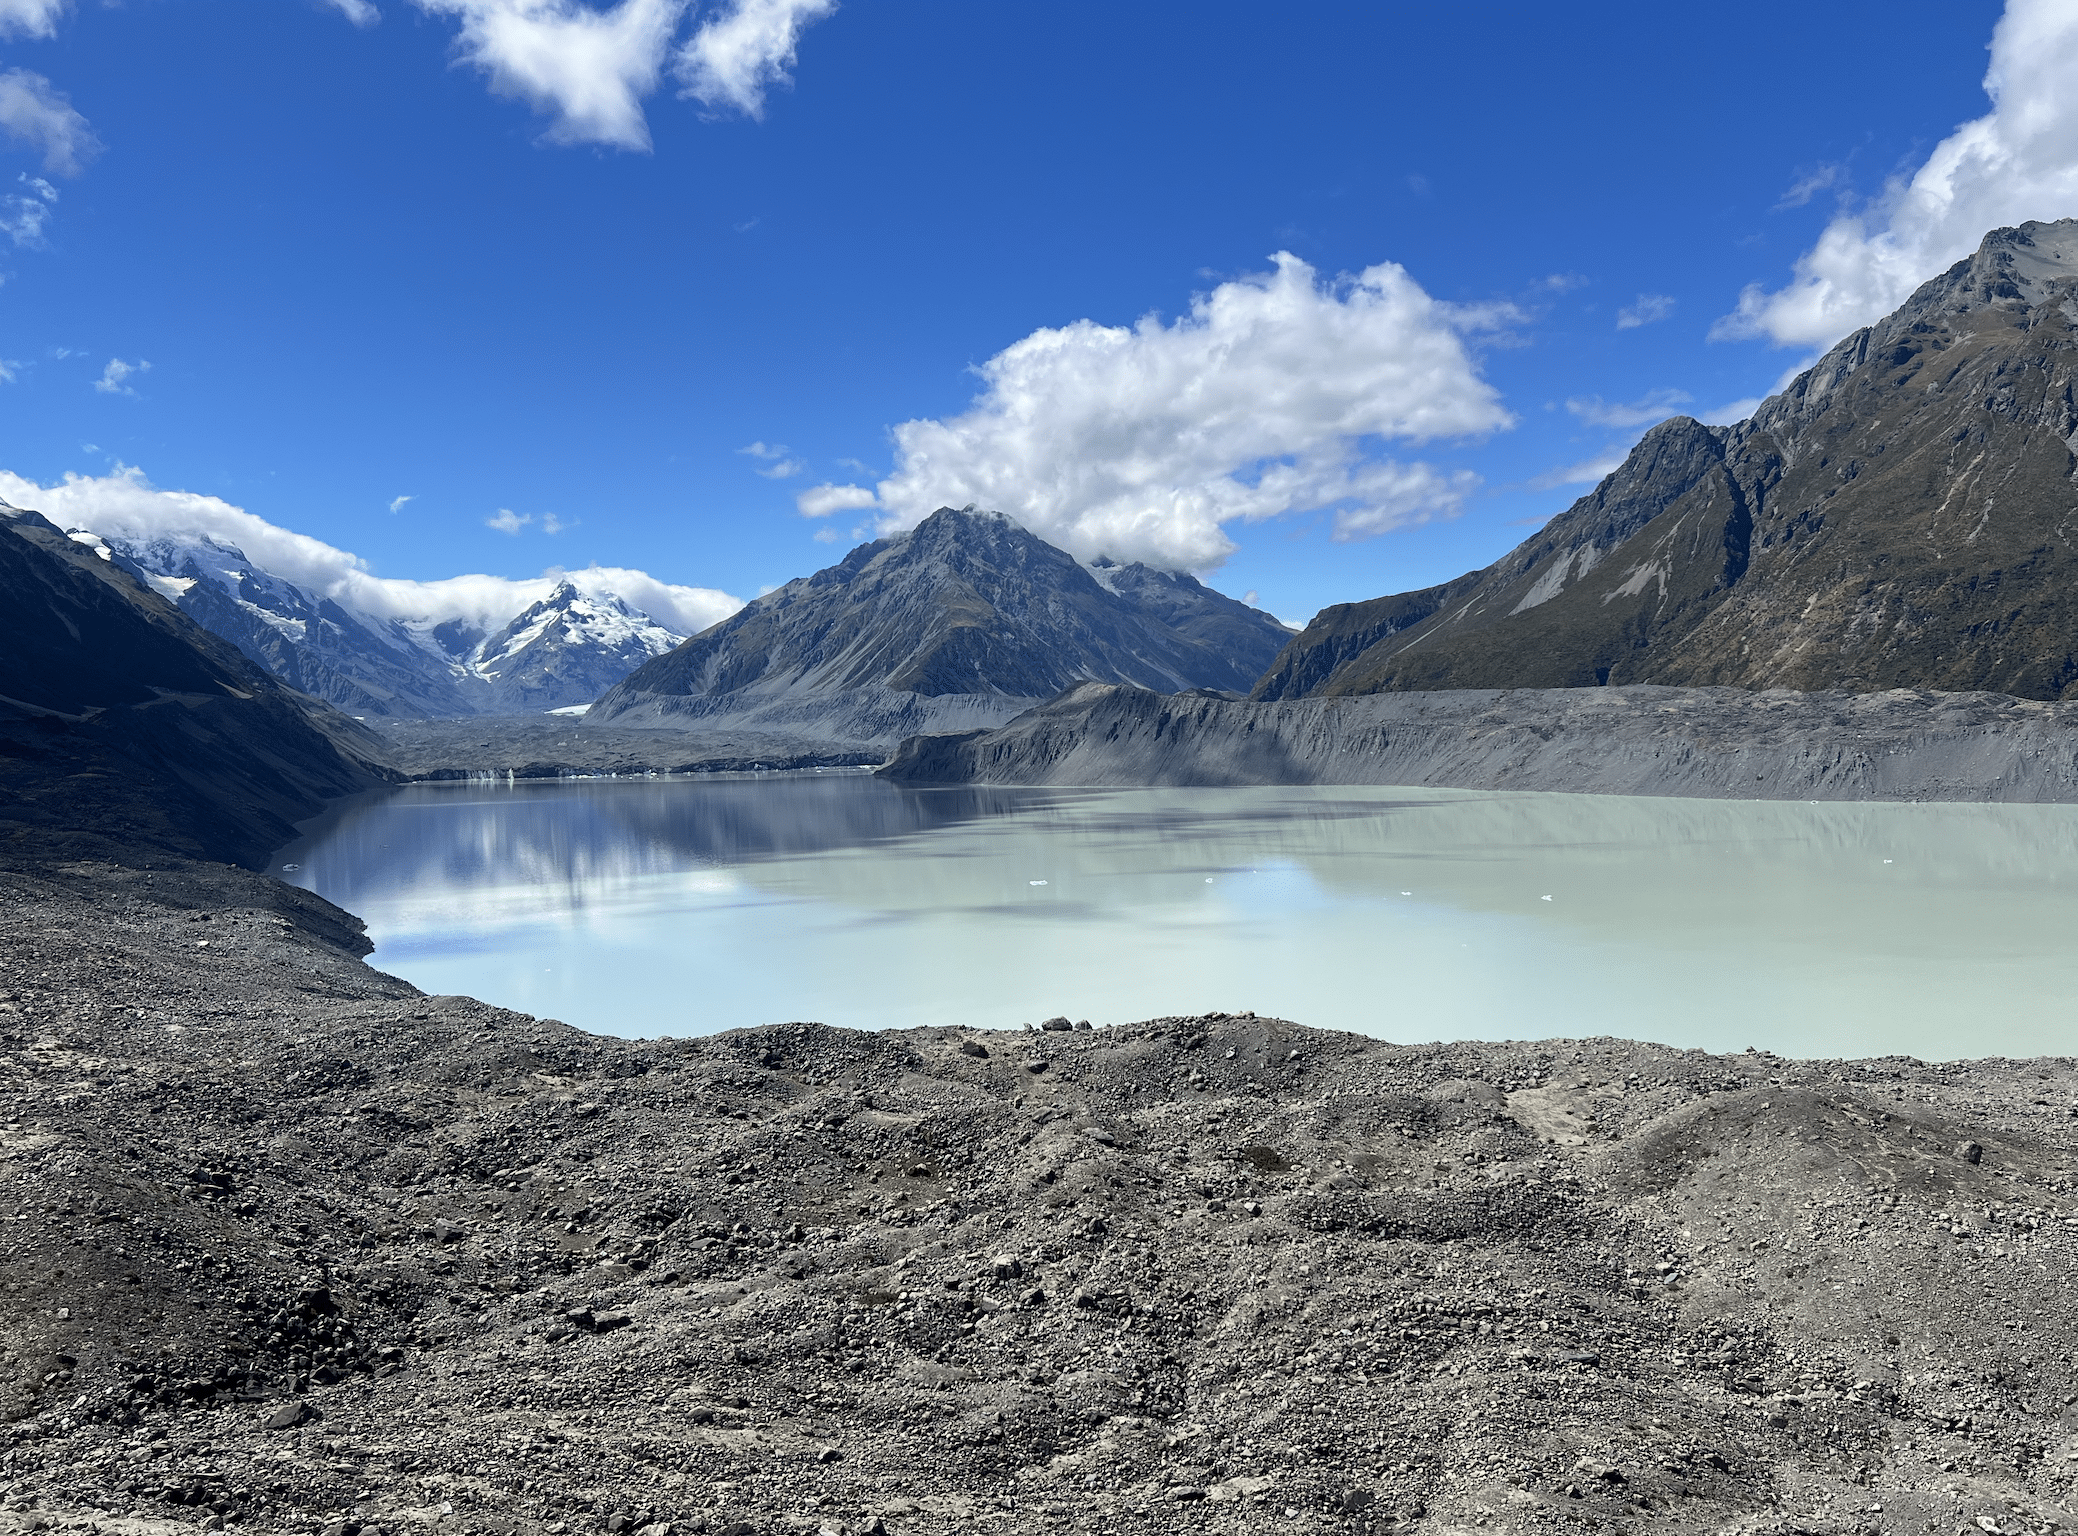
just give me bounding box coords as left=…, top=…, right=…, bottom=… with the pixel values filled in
left=20, top=217, right=2078, bottom=749
left=1254, top=218, right=2078, bottom=703
left=588, top=507, right=1295, bottom=742
left=60, top=529, right=688, bottom=718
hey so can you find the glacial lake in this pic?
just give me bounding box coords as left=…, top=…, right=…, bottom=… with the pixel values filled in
left=276, top=775, right=2078, bottom=1060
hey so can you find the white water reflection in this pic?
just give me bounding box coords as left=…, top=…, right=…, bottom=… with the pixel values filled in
left=276, top=775, right=2078, bottom=1059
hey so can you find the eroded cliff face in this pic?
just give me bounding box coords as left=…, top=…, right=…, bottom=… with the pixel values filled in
left=1256, top=218, right=2078, bottom=702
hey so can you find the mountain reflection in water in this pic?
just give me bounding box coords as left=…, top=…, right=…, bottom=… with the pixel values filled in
left=278, top=774, right=2078, bottom=1059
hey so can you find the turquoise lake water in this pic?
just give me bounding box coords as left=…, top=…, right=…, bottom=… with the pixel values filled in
left=277, top=774, right=2078, bottom=1059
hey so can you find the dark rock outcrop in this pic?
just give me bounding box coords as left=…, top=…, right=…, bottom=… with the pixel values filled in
left=589, top=507, right=1291, bottom=741
left=1256, top=218, right=2078, bottom=702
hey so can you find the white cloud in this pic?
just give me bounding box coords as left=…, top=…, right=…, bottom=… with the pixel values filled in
left=94, top=357, right=148, bottom=396
left=0, top=174, right=54, bottom=247
left=0, top=69, right=100, bottom=178
left=809, top=252, right=1515, bottom=570
left=1615, top=293, right=1675, bottom=330
left=676, top=0, right=835, bottom=118
left=1717, top=0, right=2078, bottom=348
left=416, top=0, right=687, bottom=151
left=0, top=463, right=742, bottom=635
left=388, top=493, right=414, bottom=513
left=1565, top=388, right=1692, bottom=429
left=327, top=0, right=381, bottom=23
left=796, top=482, right=878, bottom=518
left=0, top=0, right=66, bottom=40
left=1529, top=450, right=1629, bottom=492
left=1775, top=163, right=1843, bottom=210
left=1696, top=396, right=1763, bottom=427
left=740, top=439, right=804, bottom=477
left=486, top=507, right=530, bottom=533
left=539, top=512, right=570, bottom=533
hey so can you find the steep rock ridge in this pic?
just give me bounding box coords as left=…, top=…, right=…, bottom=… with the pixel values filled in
left=0, top=504, right=393, bottom=867
left=1256, top=218, right=2078, bottom=701
left=589, top=506, right=1292, bottom=740
left=88, top=532, right=686, bottom=717
left=880, top=680, right=2078, bottom=802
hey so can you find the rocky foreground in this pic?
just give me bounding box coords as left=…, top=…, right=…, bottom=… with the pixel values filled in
left=8, top=853, right=2078, bottom=1536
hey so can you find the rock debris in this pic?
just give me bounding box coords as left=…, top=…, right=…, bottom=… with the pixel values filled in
left=5, top=857, right=2078, bottom=1534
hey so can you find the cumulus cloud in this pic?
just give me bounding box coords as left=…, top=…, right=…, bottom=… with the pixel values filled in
left=0, top=0, right=66, bottom=40
left=800, top=252, right=1515, bottom=570
left=0, top=463, right=742, bottom=635
left=486, top=507, right=530, bottom=533
left=94, top=357, right=148, bottom=396
left=676, top=0, right=834, bottom=117
left=1615, top=293, right=1675, bottom=330
left=0, top=174, right=55, bottom=246
left=1717, top=0, right=2078, bottom=349
left=326, top=0, right=382, bottom=23
left=796, top=482, right=878, bottom=518
left=0, top=69, right=101, bottom=177
left=416, top=0, right=687, bottom=150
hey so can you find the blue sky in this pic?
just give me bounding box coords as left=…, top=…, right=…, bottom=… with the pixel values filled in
left=4, top=0, right=2068, bottom=629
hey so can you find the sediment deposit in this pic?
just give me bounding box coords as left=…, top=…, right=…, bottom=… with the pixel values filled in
left=880, top=681, right=2078, bottom=802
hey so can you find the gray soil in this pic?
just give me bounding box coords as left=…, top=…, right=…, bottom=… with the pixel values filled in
left=881, top=681, right=2078, bottom=802
left=13, top=852, right=2078, bottom=1536
left=368, top=718, right=883, bottom=780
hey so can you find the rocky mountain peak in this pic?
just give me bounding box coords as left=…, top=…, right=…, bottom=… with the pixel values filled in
left=590, top=506, right=1292, bottom=740
left=1256, top=217, right=2078, bottom=702
left=1900, top=217, right=2078, bottom=324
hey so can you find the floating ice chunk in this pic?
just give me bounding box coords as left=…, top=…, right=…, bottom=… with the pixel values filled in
left=280, top=863, right=301, bottom=872
left=1029, top=880, right=1048, bottom=886
left=1540, top=895, right=1553, bottom=902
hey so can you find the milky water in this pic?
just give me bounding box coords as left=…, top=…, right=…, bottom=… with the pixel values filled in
left=274, top=774, right=2078, bottom=1059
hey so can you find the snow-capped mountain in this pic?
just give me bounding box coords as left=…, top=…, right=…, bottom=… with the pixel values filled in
left=469, top=581, right=685, bottom=712
left=71, top=530, right=688, bottom=717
